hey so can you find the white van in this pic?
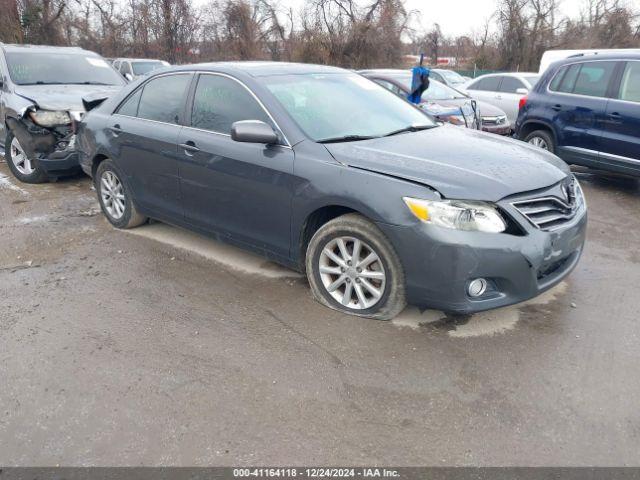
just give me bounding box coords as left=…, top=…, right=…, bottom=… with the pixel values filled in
left=539, top=49, right=640, bottom=73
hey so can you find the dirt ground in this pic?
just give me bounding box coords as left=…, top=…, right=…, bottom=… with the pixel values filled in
left=1, top=158, right=639, bottom=466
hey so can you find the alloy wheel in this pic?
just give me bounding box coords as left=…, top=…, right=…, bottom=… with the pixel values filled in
left=100, top=170, right=126, bottom=220
left=528, top=136, right=549, bottom=150
left=318, top=236, right=386, bottom=310
left=10, top=137, right=35, bottom=175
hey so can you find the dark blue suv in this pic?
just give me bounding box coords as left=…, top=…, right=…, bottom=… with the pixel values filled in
left=516, top=53, right=640, bottom=177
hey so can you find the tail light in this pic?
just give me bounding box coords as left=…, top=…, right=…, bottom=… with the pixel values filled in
left=519, top=96, right=528, bottom=110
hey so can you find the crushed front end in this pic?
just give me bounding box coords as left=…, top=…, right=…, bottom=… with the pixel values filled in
left=6, top=109, right=83, bottom=178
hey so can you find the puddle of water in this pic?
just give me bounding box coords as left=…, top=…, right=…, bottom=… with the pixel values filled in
left=126, top=222, right=301, bottom=279
left=0, top=172, right=29, bottom=196
left=392, top=282, right=568, bottom=338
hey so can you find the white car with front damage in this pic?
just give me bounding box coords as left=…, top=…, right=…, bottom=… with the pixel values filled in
left=0, top=43, right=125, bottom=183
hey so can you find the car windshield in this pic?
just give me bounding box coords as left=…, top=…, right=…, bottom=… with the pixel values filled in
left=132, top=61, right=166, bottom=76
left=392, top=75, right=466, bottom=101
left=524, top=75, right=540, bottom=87
left=5, top=51, right=124, bottom=86
left=263, top=73, right=436, bottom=142
left=438, top=70, right=466, bottom=83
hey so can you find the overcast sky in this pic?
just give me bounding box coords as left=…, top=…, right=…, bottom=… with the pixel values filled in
left=284, top=0, right=589, bottom=37
left=403, top=0, right=585, bottom=36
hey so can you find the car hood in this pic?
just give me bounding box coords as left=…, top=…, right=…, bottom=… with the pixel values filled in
left=14, top=84, right=123, bottom=112
left=324, top=126, right=569, bottom=202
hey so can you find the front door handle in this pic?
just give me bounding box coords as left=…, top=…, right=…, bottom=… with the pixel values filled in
left=608, top=112, right=622, bottom=121
left=179, top=141, right=200, bottom=155
left=110, top=124, right=123, bottom=136
left=551, top=104, right=562, bottom=112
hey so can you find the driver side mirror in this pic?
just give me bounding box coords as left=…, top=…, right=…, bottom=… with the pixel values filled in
left=125, top=73, right=133, bottom=82
left=516, top=87, right=529, bottom=95
left=231, top=120, right=278, bottom=144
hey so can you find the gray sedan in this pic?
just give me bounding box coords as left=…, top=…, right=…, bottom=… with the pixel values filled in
left=77, top=62, right=587, bottom=320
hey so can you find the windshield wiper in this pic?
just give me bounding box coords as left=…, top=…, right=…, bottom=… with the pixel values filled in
left=317, top=135, right=378, bottom=144
left=68, top=81, right=113, bottom=86
left=383, top=124, right=436, bottom=137
left=18, top=81, right=65, bottom=85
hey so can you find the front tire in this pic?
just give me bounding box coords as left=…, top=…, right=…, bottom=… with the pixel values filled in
left=5, top=132, right=48, bottom=183
left=305, top=213, right=406, bottom=320
left=95, top=159, right=147, bottom=229
left=524, top=129, right=555, bottom=153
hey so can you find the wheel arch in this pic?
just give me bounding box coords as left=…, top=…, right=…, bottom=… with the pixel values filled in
left=297, top=204, right=370, bottom=271
left=518, top=119, right=558, bottom=145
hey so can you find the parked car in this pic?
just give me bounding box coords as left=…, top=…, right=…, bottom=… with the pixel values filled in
left=516, top=53, right=640, bottom=177
left=361, top=69, right=510, bottom=135
left=77, top=62, right=586, bottom=320
left=0, top=43, right=126, bottom=183
left=112, top=58, right=170, bottom=82
left=429, top=68, right=468, bottom=88
left=463, top=72, right=540, bottom=124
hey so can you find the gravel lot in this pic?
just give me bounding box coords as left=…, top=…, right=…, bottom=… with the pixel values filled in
left=1, top=157, right=639, bottom=466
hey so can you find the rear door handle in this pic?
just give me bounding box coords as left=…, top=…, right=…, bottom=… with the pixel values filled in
left=551, top=104, right=562, bottom=112
left=179, top=141, right=200, bottom=155
left=109, top=124, right=123, bottom=136
left=495, top=95, right=502, bottom=100
left=608, top=112, right=622, bottom=121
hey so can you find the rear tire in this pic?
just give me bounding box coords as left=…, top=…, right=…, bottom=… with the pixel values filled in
left=524, top=129, right=555, bottom=153
left=305, top=213, right=406, bottom=320
left=95, top=159, right=147, bottom=229
left=5, top=132, right=48, bottom=184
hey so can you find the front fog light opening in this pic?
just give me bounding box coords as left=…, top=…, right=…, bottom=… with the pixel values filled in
left=467, top=278, right=488, bottom=298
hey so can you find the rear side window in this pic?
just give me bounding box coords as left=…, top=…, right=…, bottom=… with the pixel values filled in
left=137, top=74, right=191, bottom=124
left=191, top=74, right=271, bottom=135
left=499, top=77, right=526, bottom=93
left=572, top=62, right=616, bottom=97
left=618, top=62, right=640, bottom=103
left=550, top=62, right=616, bottom=98
left=469, top=76, right=501, bottom=92
left=116, top=89, right=142, bottom=117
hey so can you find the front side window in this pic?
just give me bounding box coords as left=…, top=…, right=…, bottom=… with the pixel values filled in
left=469, top=76, right=501, bottom=92
left=191, top=74, right=272, bottom=135
left=5, top=51, right=124, bottom=86
left=120, top=62, right=132, bottom=76
left=264, top=73, right=436, bottom=142
left=137, top=74, right=191, bottom=124
left=499, top=77, right=526, bottom=93
left=618, top=62, right=640, bottom=103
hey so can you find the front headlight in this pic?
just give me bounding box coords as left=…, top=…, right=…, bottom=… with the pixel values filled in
left=403, top=197, right=507, bottom=233
left=29, top=110, right=72, bottom=127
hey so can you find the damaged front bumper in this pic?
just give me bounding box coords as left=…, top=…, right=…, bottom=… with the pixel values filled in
left=6, top=116, right=81, bottom=177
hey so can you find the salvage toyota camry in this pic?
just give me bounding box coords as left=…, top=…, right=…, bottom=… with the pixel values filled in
left=76, top=62, right=587, bottom=320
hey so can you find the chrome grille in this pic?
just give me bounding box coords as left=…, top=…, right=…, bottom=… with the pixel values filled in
left=512, top=178, right=583, bottom=231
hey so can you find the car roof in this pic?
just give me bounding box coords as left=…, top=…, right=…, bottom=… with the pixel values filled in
left=0, top=43, right=96, bottom=55
left=549, top=51, right=640, bottom=69
left=161, top=61, right=346, bottom=77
